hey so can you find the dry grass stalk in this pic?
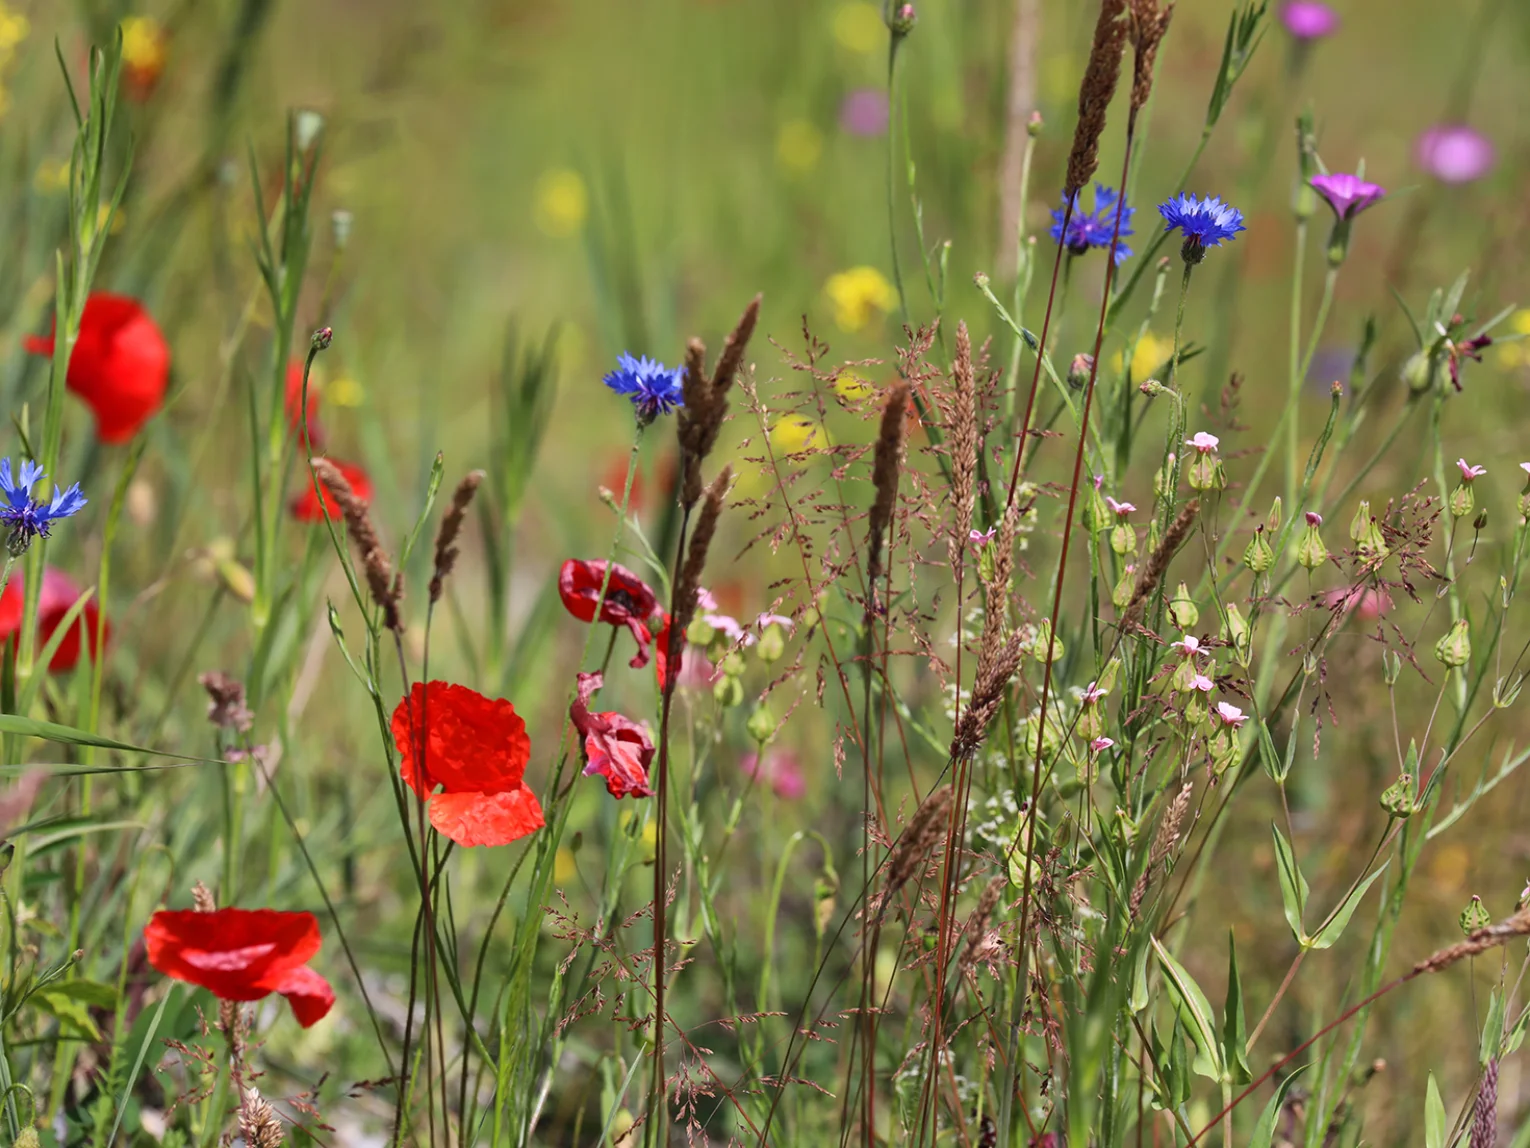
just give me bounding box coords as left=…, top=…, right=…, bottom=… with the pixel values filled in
left=192, top=880, right=216, bottom=912
left=1065, top=0, right=1128, bottom=196
left=874, top=785, right=954, bottom=914
left=958, top=876, right=1007, bottom=977
left=675, top=466, right=731, bottom=640
left=1412, top=908, right=1530, bottom=975
left=311, top=458, right=403, bottom=632
left=1121, top=499, right=1199, bottom=627
left=946, top=323, right=978, bottom=570
left=867, top=383, right=911, bottom=594
left=678, top=296, right=761, bottom=509
left=1128, top=0, right=1174, bottom=113
left=1472, top=1059, right=1498, bottom=1148
left=239, top=1088, right=285, bottom=1147
left=429, top=469, right=484, bottom=604
left=950, top=629, right=1027, bottom=762
left=1129, top=781, right=1192, bottom=917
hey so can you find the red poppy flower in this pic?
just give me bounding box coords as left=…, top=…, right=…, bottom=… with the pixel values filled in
left=390, top=681, right=545, bottom=847
left=558, top=559, right=660, bottom=669
left=653, top=613, right=682, bottom=693
left=0, top=567, right=108, bottom=672
left=290, top=459, right=372, bottom=523
left=570, top=671, right=654, bottom=799
left=285, top=361, right=326, bottom=451
left=24, top=294, right=170, bottom=444
left=145, top=907, right=335, bottom=1027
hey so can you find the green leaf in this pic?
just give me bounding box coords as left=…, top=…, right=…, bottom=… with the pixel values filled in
left=1504, top=1005, right=1529, bottom=1057
left=1308, top=862, right=1389, bottom=951
left=1271, top=825, right=1309, bottom=944
left=1250, top=1065, right=1307, bottom=1148
left=1223, top=931, right=1251, bottom=1084
left=1152, top=937, right=1223, bottom=1081
left=1130, top=938, right=1150, bottom=1013
left=1481, top=987, right=1506, bottom=1065
left=1425, top=1072, right=1446, bottom=1148
left=31, top=986, right=104, bottom=1041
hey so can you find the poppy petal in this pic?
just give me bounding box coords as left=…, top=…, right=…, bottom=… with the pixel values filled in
left=427, top=787, right=545, bottom=847
left=582, top=721, right=655, bottom=799
left=145, top=908, right=321, bottom=1001
left=259, top=963, right=336, bottom=1027
left=0, top=568, right=109, bottom=672
left=390, top=681, right=532, bottom=798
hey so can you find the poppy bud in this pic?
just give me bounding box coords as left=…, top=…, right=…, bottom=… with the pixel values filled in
left=1296, top=517, right=1328, bottom=570
left=1379, top=772, right=1415, bottom=818
left=1167, top=583, right=1198, bottom=629
left=1243, top=526, right=1274, bottom=574
left=1434, top=618, right=1471, bottom=668
left=1459, top=894, right=1492, bottom=935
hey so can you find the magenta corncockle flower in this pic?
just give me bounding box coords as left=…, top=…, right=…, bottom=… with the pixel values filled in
left=970, top=526, right=996, bottom=545
left=1106, top=496, right=1136, bottom=517
left=1310, top=173, right=1386, bottom=220
left=1216, top=701, right=1247, bottom=728
left=1415, top=125, right=1496, bottom=184
left=756, top=612, right=794, bottom=631
left=840, top=89, right=889, bottom=137
left=1191, top=674, right=1214, bottom=693
left=1089, top=736, right=1114, bottom=753
left=1280, top=1, right=1339, bottom=39
left=1174, top=634, right=1200, bottom=657
left=1456, top=458, right=1486, bottom=481
left=1305, top=511, right=1323, bottom=526
left=1185, top=432, right=1219, bottom=453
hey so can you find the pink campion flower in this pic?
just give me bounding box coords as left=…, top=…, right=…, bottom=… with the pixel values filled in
left=1082, top=680, right=1107, bottom=704
left=1185, top=432, right=1219, bottom=453
left=696, top=587, right=720, bottom=611
left=1310, top=173, right=1386, bottom=220
left=1216, top=701, right=1247, bottom=728
left=1305, top=511, right=1323, bottom=526
left=1456, top=458, right=1487, bottom=482
left=1089, top=737, right=1114, bottom=753
left=1415, top=125, right=1496, bottom=184
left=1173, top=634, right=1201, bottom=657
left=970, top=526, right=996, bottom=545
left=1280, top=1, right=1339, bottom=39
left=1106, top=496, right=1136, bottom=517
left=1190, top=674, right=1214, bottom=693
left=1521, top=463, right=1530, bottom=479
left=756, top=612, right=794, bottom=631
left=740, top=750, right=805, bottom=800
left=704, top=612, right=756, bottom=647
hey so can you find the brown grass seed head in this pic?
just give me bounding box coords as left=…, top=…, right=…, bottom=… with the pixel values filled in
left=1065, top=0, right=1129, bottom=196
left=430, top=469, right=484, bottom=604
left=312, top=457, right=403, bottom=632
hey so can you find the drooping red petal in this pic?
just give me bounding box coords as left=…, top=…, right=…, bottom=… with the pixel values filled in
left=289, top=459, right=371, bottom=523
left=653, top=613, right=682, bottom=692
left=427, top=787, right=545, bottom=847
left=259, top=963, right=336, bottom=1027
left=582, top=719, right=655, bottom=799
left=25, top=294, right=170, bottom=444
left=390, top=680, right=531, bottom=799
left=145, top=908, right=322, bottom=1001
left=0, top=568, right=108, bottom=672
left=558, top=559, right=660, bottom=668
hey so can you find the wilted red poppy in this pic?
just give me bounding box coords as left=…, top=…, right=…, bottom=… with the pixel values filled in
left=0, top=567, right=107, bottom=672
left=570, top=671, right=654, bottom=799
left=290, top=459, right=371, bottom=522
left=24, top=294, right=170, bottom=444
left=390, top=681, right=545, bottom=847
left=285, top=361, right=326, bottom=451
left=145, top=907, right=335, bottom=1027
left=558, top=559, right=660, bottom=669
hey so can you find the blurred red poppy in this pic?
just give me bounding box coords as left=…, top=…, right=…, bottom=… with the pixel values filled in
left=558, top=559, right=659, bottom=669
left=653, top=612, right=681, bottom=692
left=285, top=361, right=326, bottom=451
left=24, top=294, right=170, bottom=444
left=144, top=907, right=335, bottom=1027
left=570, top=671, right=654, bottom=799
left=0, top=567, right=107, bottom=672
left=290, top=459, right=371, bottom=522
left=390, top=681, right=545, bottom=847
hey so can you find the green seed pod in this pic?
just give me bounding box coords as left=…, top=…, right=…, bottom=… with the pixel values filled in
left=1167, top=583, right=1199, bottom=630
left=1296, top=517, right=1328, bottom=570
left=1110, top=521, right=1137, bottom=557
left=1459, top=894, right=1492, bottom=935
left=1434, top=618, right=1471, bottom=668
left=756, top=623, right=786, bottom=663
left=1379, top=772, right=1415, bottom=818
left=1243, top=527, right=1274, bottom=574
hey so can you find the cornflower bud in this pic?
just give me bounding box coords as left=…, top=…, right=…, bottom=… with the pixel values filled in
left=1068, top=353, right=1094, bottom=390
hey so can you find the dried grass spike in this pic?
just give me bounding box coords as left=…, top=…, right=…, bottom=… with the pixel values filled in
left=1472, top=1059, right=1499, bottom=1148
left=1065, top=0, right=1129, bottom=196
left=1122, top=499, right=1198, bottom=627
left=879, top=785, right=954, bottom=909
left=1128, top=0, right=1174, bottom=113
left=676, top=466, right=731, bottom=639
left=947, top=322, right=978, bottom=564
left=958, top=876, right=1007, bottom=977
left=709, top=294, right=761, bottom=392
left=430, top=469, right=484, bottom=604
left=312, top=457, right=403, bottom=632
left=867, top=383, right=910, bottom=592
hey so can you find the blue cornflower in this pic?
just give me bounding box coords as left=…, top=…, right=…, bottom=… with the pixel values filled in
left=1050, top=184, right=1135, bottom=265
left=0, top=459, right=87, bottom=555
left=603, top=353, right=685, bottom=426
left=1157, top=193, right=1247, bottom=264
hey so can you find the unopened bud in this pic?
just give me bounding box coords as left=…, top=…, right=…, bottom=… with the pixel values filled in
left=756, top=623, right=786, bottom=663
left=1460, top=894, right=1492, bottom=934
left=1112, top=564, right=1135, bottom=610
left=1450, top=483, right=1474, bottom=520
left=1223, top=602, right=1250, bottom=657
left=1167, top=583, right=1199, bottom=630
left=1244, top=526, right=1275, bottom=574
left=746, top=704, right=775, bottom=744
left=1401, top=350, right=1437, bottom=394
left=1030, top=619, right=1062, bottom=665
left=1434, top=618, right=1471, bottom=668
left=1473, top=509, right=1488, bottom=531
left=312, top=327, right=333, bottom=352
left=1382, top=648, right=1402, bottom=686
left=973, top=271, right=991, bottom=290
left=1068, top=353, right=1094, bottom=390
left=1296, top=518, right=1328, bottom=570
left=1266, top=496, right=1283, bottom=534
left=1379, top=772, right=1415, bottom=818
left=1026, top=110, right=1043, bottom=137
left=887, top=2, right=917, bottom=35
left=1139, top=378, right=1165, bottom=397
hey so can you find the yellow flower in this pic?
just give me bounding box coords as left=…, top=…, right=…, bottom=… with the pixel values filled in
left=120, top=16, right=167, bottom=76
left=1111, top=330, right=1172, bottom=378
left=1494, top=309, right=1530, bottom=369
left=534, top=169, right=588, bottom=237
left=326, top=375, right=364, bottom=407
left=825, top=266, right=898, bottom=333
left=776, top=119, right=823, bottom=175
left=554, top=846, right=578, bottom=885
left=833, top=369, right=874, bottom=401
left=33, top=159, right=69, bottom=194
left=771, top=414, right=830, bottom=454
left=833, top=2, right=884, bottom=53
left=0, top=7, right=29, bottom=55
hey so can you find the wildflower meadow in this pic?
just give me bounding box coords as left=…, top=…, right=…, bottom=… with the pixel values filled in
left=0, top=0, right=1529, bottom=1145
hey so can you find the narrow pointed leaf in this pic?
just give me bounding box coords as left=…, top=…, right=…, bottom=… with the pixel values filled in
left=1223, top=930, right=1251, bottom=1084
left=1152, top=936, right=1223, bottom=1081
left=1250, top=1064, right=1307, bottom=1148
left=1308, top=862, right=1389, bottom=950
left=1271, top=824, right=1309, bottom=944
left=1425, top=1072, right=1445, bottom=1148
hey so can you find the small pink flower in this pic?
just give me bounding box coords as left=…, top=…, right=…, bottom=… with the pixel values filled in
left=1082, top=680, right=1107, bottom=704
left=1174, top=634, right=1201, bottom=657
left=1415, top=125, right=1495, bottom=184
left=1521, top=462, right=1530, bottom=479
left=1185, top=432, right=1219, bottom=453
left=1279, top=1, right=1338, bottom=39
left=1106, top=496, right=1136, bottom=517
left=740, top=750, right=805, bottom=800
left=1309, top=173, right=1387, bottom=220
left=1456, top=458, right=1486, bottom=482
left=970, top=526, right=997, bottom=545
left=1093, top=473, right=1105, bottom=490
left=705, top=613, right=755, bottom=647
left=696, top=587, right=720, bottom=611
left=756, top=612, right=794, bottom=632
left=1305, top=511, right=1323, bottom=526
left=1191, top=674, right=1214, bottom=693
left=1089, top=736, right=1114, bottom=753
left=1216, top=701, right=1247, bottom=728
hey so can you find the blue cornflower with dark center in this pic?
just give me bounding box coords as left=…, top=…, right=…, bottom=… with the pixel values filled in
left=0, top=459, right=87, bottom=556
left=603, top=353, right=684, bottom=426
left=1050, top=184, right=1135, bottom=265
left=1157, top=193, right=1246, bottom=264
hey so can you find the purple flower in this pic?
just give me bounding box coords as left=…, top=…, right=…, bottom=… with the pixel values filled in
left=1305, top=511, right=1323, bottom=526
left=1310, top=173, right=1386, bottom=220
left=1089, top=737, right=1114, bottom=753
left=1280, top=1, right=1339, bottom=39
left=1158, top=194, right=1246, bottom=263
left=1106, top=496, right=1135, bottom=517
left=740, top=750, right=805, bottom=800
left=0, top=459, right=87, bottom=555
left=603, top=353, right=684, bottom=424
left=1050, top=184, right=1135, bottom=266
left=1415, top=125, right=1496, bottom=184
left=840, top=89, right=889, bottom=137
left=970, top=526, right=997, bottom=545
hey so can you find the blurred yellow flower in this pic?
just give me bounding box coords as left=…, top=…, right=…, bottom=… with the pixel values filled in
left=120, top=15, right=167, bottom=96
left=554, top=846, right=577, bottom=884
left=1494, top=309, right=1530, bottom=370
left=534, top=169, right=588, bottom=238
left=825, top=266, right=898, bottom=332
left=771, top=414, right=830, bottom=453
left=1112, top=330, right=1171, bottom=378
left=33, top=159, right=69, bottom=194
left=776, top=119, right=823, bottom=175
left=0, top=5, right=28, bottom=56
left=833, top=369, right=874, bottom=401
left=328, top=374, right=365, bottom=407
left=833, top=2, right=883, bottom=53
